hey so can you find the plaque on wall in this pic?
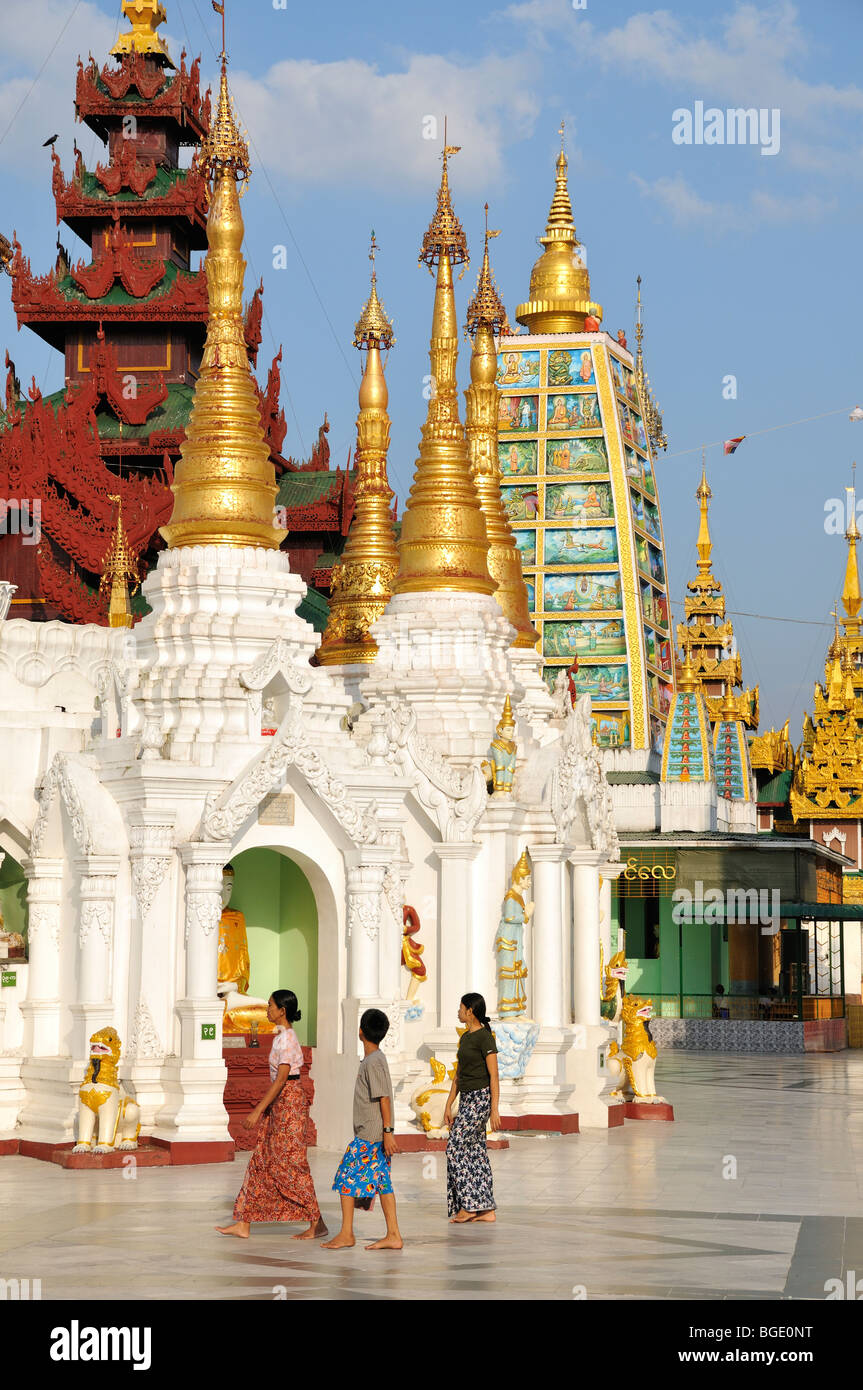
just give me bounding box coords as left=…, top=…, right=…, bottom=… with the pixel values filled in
left=258, top=792, right=295, bottom=826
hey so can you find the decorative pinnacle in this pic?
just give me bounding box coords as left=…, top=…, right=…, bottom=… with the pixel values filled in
left=465, top=204, right=510, bottom=339
left=634, top=275, right=667, bottom=452
left=842, top=462, right=862, bottom=623
left=419, top=118, right=469, bottom=272
left=695, top=454, right=714, bottom=577
left=544, top=120, right=577, bottom=243
left=354, top=231, right=395, bottom=349
left=199, top=46, right=250, bottom=190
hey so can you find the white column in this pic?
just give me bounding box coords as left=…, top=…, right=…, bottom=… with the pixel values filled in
left=19, top=857, right=63, bottom=1056
left=570, top=850, right=602, bottom=1027
left=433, top=843, right=481, bottom=1026
left=177, top=842, right=229, bottom=1061
left=151, top=841, right=231, bottom=1147
left=529, top=844, right=569, bottom=1028
left=71, top=855, right=119, bottom=1054
left=345, top=852, right=387, bottom=999
left=599, top=872, right=612, bottom=963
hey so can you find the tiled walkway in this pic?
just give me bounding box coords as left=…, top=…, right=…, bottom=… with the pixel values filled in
left=3, top=1051, right=863, bottom=1300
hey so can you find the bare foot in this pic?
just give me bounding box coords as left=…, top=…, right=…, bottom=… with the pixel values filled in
left=449, top=1210, right=474, bottom=1224
left=293, top=1218, right=328, bottom=1241
left=215, top=1222, right=249, bottom=1239
left=365, top=1235, right=403, bottom=1251
left=322, top=1233, right=355, bottom=1249
left=469, top=1211, right=497, bottom=1222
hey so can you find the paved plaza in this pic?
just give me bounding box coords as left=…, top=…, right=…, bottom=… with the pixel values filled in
left=4, top=1052, right=863, bottom=1301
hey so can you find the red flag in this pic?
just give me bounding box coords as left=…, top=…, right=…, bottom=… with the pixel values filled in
left=724, top=436, right=745, bottom=455
left=212, top=1, right=224, bottom=11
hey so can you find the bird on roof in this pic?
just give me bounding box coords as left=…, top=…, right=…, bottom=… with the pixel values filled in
left=42, top=134, right=59, bottom=148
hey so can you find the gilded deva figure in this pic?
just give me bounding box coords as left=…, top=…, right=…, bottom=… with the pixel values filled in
left=494, top=848, right=532, bottom=1017
left=482, top=694, right=518, bottom=795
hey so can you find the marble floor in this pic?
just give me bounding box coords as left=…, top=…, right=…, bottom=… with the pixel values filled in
left=4, top=1051, right=863, bottom=1300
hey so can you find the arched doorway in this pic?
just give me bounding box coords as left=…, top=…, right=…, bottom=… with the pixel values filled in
left=227, top=847, right=319, bottom=1046
left=220, top=847, right=320, bottom=1149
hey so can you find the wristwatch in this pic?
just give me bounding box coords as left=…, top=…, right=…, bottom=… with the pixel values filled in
left=383, top=1126, right=394, bottom=1133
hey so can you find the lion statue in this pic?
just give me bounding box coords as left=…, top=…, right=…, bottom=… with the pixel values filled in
left=606, top=997, right=665, bottom=1104
left=72, top=1027, right=140, bottom=1153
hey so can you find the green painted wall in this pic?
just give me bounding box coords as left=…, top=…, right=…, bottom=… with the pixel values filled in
left=610, top=893, right=728, bottom=1004
left=229, top=849, right=318, bottom=1046
left=0, top=853, right=27, bottom=943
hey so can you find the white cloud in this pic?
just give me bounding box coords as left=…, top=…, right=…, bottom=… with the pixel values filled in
left=632, top=171, right=833, bottom=232
left=0, top=1, right=118, bottom=173
left=504, top=2, right=863, bottom=179
left=229, top=52, right=540, bottom=192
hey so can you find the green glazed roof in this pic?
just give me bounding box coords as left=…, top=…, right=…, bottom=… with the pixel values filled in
left=757, top=769, right=793, bottom=805
left=276, top=469, right=356, bottom=507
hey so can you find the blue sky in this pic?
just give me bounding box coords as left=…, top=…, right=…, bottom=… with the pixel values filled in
left=1, top=0, right=862, bottom=738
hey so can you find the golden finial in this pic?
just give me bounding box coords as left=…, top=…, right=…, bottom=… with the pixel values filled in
left=695, top=453, right=713, bottom=577
left=515, top=123, right=601, bottom=333
left=393, top=139, right=494, bottom=598
left=100, top=495, right=139, bottom=628
left=318, top=243, right=399, bottom=665
left=465, top=204, right=510, bottom=339
left=199, top=45, right=250, bottom=192
left=418, top=120, right=469, bottom=275
left=634, top=276, right=667, bottom=452
left=842, top=462, right=862, bottom=626
left=353, top=231, right=395, bottom=349
left=111, top=0, right=174, bottom=65
left=160, top=26, right=282, bottom=550
left=463, top=213, right=538, bottom=648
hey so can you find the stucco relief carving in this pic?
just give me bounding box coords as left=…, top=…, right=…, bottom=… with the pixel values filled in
left=382, top=700, right=486, bottom=842
left=550, top=695, right=619, bottom=861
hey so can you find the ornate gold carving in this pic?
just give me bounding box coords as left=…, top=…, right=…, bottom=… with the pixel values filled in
left=791, top=482, right=863, bottom=820
left=100, top=495, right=139, bottom=629
left=110, top=0, right=173, bottom=63
left=633, top=276, right=666, bottom=453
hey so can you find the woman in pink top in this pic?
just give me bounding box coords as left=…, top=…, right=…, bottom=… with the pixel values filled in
left=217, top=990, right=326, bottom=1241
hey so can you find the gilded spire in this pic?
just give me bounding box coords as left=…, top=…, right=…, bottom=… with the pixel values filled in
left=678, top=460, right=758, bottom=728
left=318, top=237, right=399, bottom=666
left=100, top=495, right=139, bottom=628
left=515, top=122, right=602, bottom=334
left=353, top=231, right=395, bottom=349
left=465, top=205, right=510, bottom=338
left=634, top=276, right=667, bottom=453
left=464, top=212, right=537, bottom=647
left=111, top=0, right=173, bottom=64
left=842, top=465, right=861, bottom=630
left=393, top=137, right=494, bottom=596
left=695, top=461, right=713, bottom=577
left=160, top=41, right=283, bottom=549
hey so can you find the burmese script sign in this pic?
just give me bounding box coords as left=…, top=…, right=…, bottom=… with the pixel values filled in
left=258, top=792, right=295, bottom=827
left=617, top=850, right=677, bottom=897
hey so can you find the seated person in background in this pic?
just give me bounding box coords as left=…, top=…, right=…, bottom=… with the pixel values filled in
left=712, top=983, right=730, bottom=1019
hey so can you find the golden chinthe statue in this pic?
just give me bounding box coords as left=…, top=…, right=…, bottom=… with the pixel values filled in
left=72, top=1028, right=140, bottom=1154
left=217, top=864, right=274, bottom=1035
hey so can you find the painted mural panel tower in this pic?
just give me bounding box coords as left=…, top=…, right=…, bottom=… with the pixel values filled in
left=495, top=130, right=674, bottom=756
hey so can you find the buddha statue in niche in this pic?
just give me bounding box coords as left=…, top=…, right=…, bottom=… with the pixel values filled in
left=217, top=864, right=274, bottom=1035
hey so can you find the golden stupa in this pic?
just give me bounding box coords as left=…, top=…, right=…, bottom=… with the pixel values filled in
left=516, top=124, right=602, bottom=334
left=464, top=209, right=538, bottom=649
left=100, top=495, right=139, bottom=629
left=317, top=234, right=400, bottom=665
left=160, top=51, right=284, bottom=550
left=392, top=136, right=495, bottom=597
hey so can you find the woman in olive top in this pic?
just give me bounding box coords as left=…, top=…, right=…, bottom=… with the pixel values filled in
left=443, top=992, right=501, bottom=1223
